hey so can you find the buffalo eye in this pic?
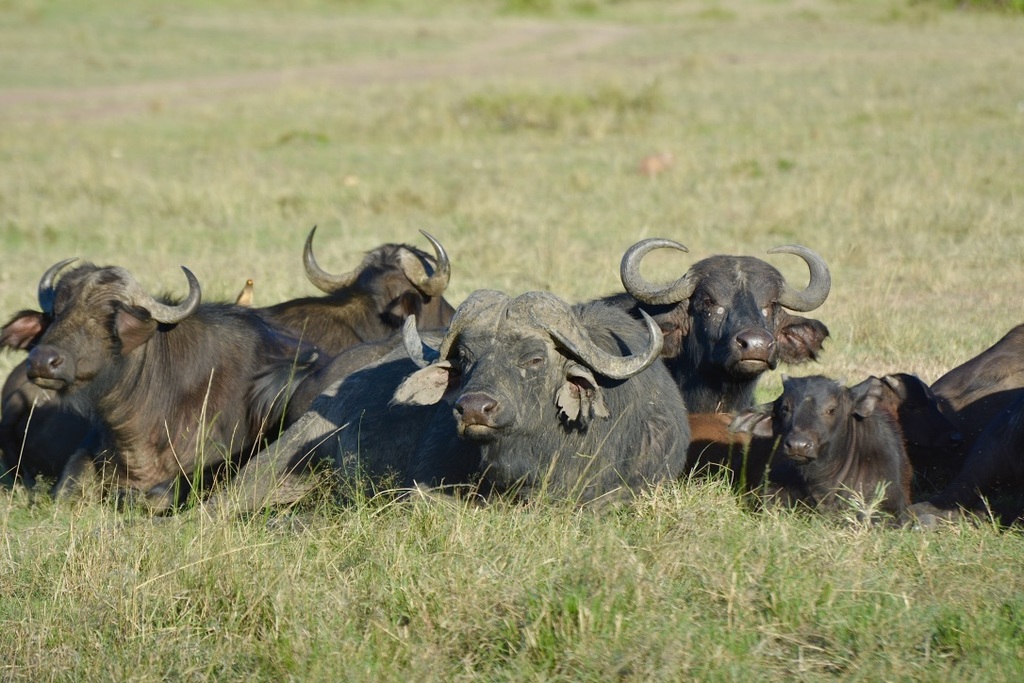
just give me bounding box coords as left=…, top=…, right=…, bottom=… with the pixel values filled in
left=700, top=296, right=724, bottom=317
left=455, top=346, right=475, bottom=369
left=824, top=404, right=837, bottom=416
left=518, top=354, right=546, bottom=369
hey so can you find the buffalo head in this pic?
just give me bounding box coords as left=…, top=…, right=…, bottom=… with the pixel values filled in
left=392, top=290, right=685, bottom=500
left=15, top=259, right=200, bottom=394
left=620, top=239, right=831, bottom=412
left=303, top=226, right=454, bottom=330
left=731, top=375, right=882, bottom=463
left=396, top=290, right=662, bottom=437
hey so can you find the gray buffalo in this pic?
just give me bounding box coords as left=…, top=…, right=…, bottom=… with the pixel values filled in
left=205, top=290, right=692, bottom=513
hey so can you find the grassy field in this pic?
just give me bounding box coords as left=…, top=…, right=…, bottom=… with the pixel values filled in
left=2, top=0, right=1024, bottom=679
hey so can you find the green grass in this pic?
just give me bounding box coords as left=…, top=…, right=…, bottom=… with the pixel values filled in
left=2, top=0, right=1024, bottom=678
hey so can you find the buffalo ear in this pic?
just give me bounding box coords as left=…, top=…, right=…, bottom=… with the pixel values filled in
left=655, top=305, right=689, bottom=358
left=115, top=306, right=158, bottom=354
left=881, top=374, right=908, bottom=401
left=555, top=362, right=609, bottom=425
left=729, top=404, right=775, bottom=438
left=0, top=310, right=48, bottom=351
left=776, top=315, right=829, bottom=364
left=392, top=360, right=460, bottom=406
left=660, top=323, right=684, bottom=360
left=677, top=301, right=692, bottom=339
left=850, top=376, right=885, bottom=419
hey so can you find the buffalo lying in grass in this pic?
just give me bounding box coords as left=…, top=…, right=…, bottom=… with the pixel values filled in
left=257, top=227, right=455, bottom=354
left=206, top=290, right=692, bottom=513
left=1, top=259, right=323, bottom=509
left=731, top=375, right=912, bottom=519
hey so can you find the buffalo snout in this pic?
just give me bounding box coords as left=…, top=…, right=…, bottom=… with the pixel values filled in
left=27, top=346, right=72, bottom=390
left=455, top=391, right=504, bottom=440
left=783, top=433, right=816, bottom=460
left=730, top=327, right=777, bottom=375
left=734, top=327, right=775, bottom=359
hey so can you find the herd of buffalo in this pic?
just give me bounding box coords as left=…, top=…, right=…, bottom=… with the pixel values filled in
left=2, top=229, right=1022, bottom=527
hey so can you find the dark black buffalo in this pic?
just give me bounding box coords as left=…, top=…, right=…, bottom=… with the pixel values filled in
left=873, top=373, right=962, bottom=493
left=0, top=358, right=92, bottom=486
left=687, top=374, right=958, bottom=499
left=206, top=290, right=692, bottom=513
left=2, top=259, right=324, bottom=509
left=257, top=227, right=455, bottom=354
left=877, top=374, right=961, bottom=455
left=1, top=290, right=96, bottom=487
left=928, top=324, right=1024, bottom=461
left=908, top=390, right=1024, bottom=526
left=731, top=375, right=912, bottom=519
left=607, top=239, right=831, bottom=413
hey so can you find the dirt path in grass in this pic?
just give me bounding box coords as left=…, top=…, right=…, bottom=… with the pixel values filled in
left=0, top=20, right=638, bottom=123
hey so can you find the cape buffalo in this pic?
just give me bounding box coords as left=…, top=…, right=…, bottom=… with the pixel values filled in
left=205, top=290, right=692, bottom=513
left=395, top=291, right=691, bottom=503
left=908, top=389, right=1024, bottom=527
left=0, top=358, right=93, bottom=486
left=688, top=374, right=957, bottom=500
left=609, top=239, right=831, bottom=413
left=257, top=227, right=455, bottom=354
left=731, top=375, right=912, bottom=519
left=2, top=259, right=324, bottom=509
left=874, top=373, right=962, bottom=493
left=921, top=324, right=1024, bottom=480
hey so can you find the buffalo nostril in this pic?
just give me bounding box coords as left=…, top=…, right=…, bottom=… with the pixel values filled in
left=28, top=347, right=64, bottom=379
left=784, top=435, right=814, bottom=458
left=456, top=392, right=499, bottom=421
left=734, top=329, right=774, bottom=353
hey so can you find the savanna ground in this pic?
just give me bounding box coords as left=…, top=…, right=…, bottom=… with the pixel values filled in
left=1, top=0, right=1023, bottom=679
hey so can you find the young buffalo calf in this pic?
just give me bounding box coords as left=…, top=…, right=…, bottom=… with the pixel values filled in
left=730, top=375, right=912, bottom=519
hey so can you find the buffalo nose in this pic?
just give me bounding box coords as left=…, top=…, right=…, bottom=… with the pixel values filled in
left=456, top=392, right=500, bottom=427
left=783, top=434, right=815, bottom=459
left=734, top=328, right=775, bottom=356
left=28, top=346, right=64, bottom=379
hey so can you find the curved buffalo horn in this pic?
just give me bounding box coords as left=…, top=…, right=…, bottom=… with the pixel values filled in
left=37, top=257, right=78, bottom=314
left=620, top=238, right=697, bottom=305
left=767, top=245, right=831, bottom=312
left=402, top=315, right=438, bottom=369
left=518, top=292, right=663, bottom=380
left=122, top=266, right=202, bottom=324
left=398, top=230, right=451, bottom=298
left=302, top=226, right=359, bottom=293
